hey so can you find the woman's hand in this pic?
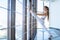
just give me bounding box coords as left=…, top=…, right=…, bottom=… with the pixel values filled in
left=27, top=6, right=33, bottom=14
left=29, top=9, right=32, bottom=13
left=27, top=7, right=32, bottom=13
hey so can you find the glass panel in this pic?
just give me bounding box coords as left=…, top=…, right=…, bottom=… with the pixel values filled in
left=37, top=0, right=43, bottom=12
left=15, top=0, right=23, bottom=40
left=0, top=0, right=8, bottom=40
left=27, top=0, right=30, bottom=40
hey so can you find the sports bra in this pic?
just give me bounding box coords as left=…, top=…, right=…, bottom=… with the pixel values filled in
left=41, top=16, right=46, bottom=21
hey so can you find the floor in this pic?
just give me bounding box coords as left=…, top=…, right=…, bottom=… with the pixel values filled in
left=0, top=27, right=60, bottom=40
left=35, top=27, right=60, bottom=40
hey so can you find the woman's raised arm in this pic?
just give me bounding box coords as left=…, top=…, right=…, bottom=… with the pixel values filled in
left=37, top=13, right=47, bottom=16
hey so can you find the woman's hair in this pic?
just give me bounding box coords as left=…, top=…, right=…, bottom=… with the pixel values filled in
left=44, top=6, right=49, bottom=20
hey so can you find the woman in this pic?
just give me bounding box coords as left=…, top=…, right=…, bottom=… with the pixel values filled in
left=29, top=6, right=49, bottom=21
left=29, top=6, right=49, bottom=26
left=37, top=6, right=49, bottom=29
left=30, top=6, right=52, bottom=40
left=37, top=6, right=49, bottom=21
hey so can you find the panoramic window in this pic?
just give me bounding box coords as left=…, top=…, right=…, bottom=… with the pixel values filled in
left=0, top=0, right=8, bottom=40
left=15, top=0, right=23, bottom=40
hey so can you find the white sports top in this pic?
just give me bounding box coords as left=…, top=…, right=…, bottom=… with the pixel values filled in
left=41, top=16, right=49, bottom=28
left=41, top=16, right=46, bottom=21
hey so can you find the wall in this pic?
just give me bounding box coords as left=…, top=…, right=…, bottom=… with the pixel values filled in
left=50, top=0, right=60, bottom=29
